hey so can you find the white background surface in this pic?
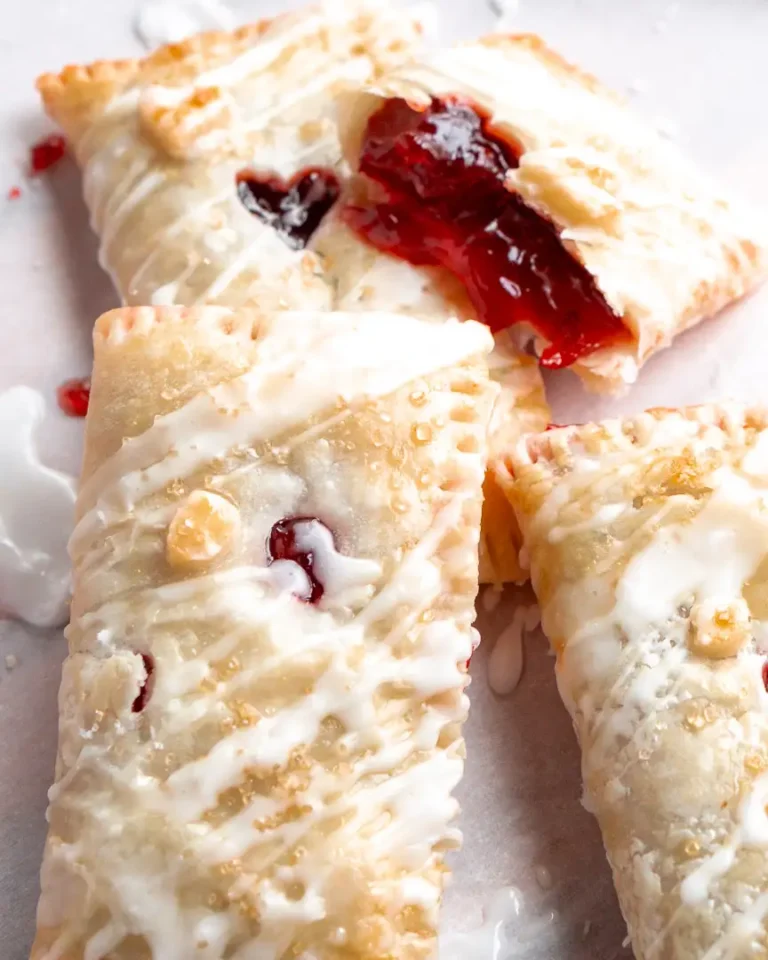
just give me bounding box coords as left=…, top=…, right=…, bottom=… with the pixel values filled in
left=2, top=1, right=768, bottom=958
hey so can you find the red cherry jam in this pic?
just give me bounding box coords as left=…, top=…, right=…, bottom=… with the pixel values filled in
left=762, top=660, right=768, bottom=693
left=7, top=186, right=21, bottom=201
left=344, top=98, right=629, bottom=369
left=30, top=134, right=67, bottom=174
left=236, top=167, right=340, bottom=250
left=268, top=516, right=332, bottom=604
left=57, top=377, right=90, bottom=417
left=132, top=653, right=155, bottom=713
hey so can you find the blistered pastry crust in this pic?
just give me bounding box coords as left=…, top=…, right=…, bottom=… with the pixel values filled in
left=343, top=34, right=768, bottom=393
left=31, top=306, right=496, bottom=960
left=500, top=403, right=768, bottom=959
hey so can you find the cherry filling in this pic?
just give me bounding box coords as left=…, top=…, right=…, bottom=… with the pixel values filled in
left=30, top=134, right=67, bottom=174
left=344, top=98, right=630, bottom=369
left=132, top=653, right=155, bottom=713
left=236, top=167, right=341, bottom=250
left=762, top=661, right=768, bottom=693
left=57, top=377, right=90, bottom=418
left=267, top=516, right=331, bottom=604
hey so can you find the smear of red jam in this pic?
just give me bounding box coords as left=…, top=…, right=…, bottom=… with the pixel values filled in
left=56, top=377, right=90, bottom=418
left=7, top=186, right=21, bottom=201
left=344, top=98, right=629, bottom=369
left=30, top=134, right=67, bottom=175
left=132, top=653, right=155, bottom=713
left=236, top=167, right=340, bottom=250
left=762, top=661, right=768, bottom=693
left=268, top=516, right=331, bottom=604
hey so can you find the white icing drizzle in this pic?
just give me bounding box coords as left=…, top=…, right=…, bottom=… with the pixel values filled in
left=38, top=309, right=494, bottom=958
left=135, top=0, right=237, bottom=48
left=77, top=1, right=427, bottom=311
left=515, top=411, right=768, bottom=957
left=0, top=387, right=76, bottom=628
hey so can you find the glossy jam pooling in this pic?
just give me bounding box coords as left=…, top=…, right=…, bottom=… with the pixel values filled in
left=344, top=98, right=629, bottom=369
left=237, top=167, right=341, bottom=250
left=56, top=377, right=90, bottom=418
left=268, top=516, right=331, bottom=604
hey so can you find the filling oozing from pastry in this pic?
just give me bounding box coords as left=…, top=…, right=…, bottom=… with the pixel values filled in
left=236, top=167, right=341, bottom=250
left=268, top=516, right=332, bottom=604
left=344, top=97, right=630, bottom=368
left=131, top=653, right=154, bottom=713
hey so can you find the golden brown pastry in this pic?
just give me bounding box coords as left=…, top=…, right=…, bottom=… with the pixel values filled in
left=31, top=304, right=497, bottom=959
left=500, top=405, right=768, bottom=959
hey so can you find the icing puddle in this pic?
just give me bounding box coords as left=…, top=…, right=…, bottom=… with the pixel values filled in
left=0, top=387, right=76, bottom=627
left=440, top=887, right=556, bottom=959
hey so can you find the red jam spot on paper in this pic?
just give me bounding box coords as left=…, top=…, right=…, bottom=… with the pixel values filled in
left=56, top=377, right=90, bottom=418
left=268, top=516, right=331, bottom=604
left=7, top=186, right=21, bottom=201
left=762, top=661, right=768, bottom=693
left=236, top=167, right=341, bottom=250
left=132, top=653, right=155, bottom=713
left=30, top=134, right=67, bottom=175
left=344, top=97, right=630, bottom=369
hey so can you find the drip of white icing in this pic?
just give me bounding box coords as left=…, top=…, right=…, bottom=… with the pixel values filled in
left=487, top=603, right=540, bottom=696
left=292, top=519, right=381, bottom=609
left=438, top=886, right=555, bottom=960
left=439, top=888, right=522, bottom=960
left=0, top=387, right=76, bottom=628
left=134, top=0, right=237, bottom=48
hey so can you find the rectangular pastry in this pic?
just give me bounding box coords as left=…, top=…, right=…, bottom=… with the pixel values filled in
left=31, top=305, right=497, bottom=959
left=499, top=405, right=768, bottom=959
left=36, top=0, right=426, bottom=311
left=37, top=5, right=551, bottom=585
left=339, top=34, right=768, bottom=392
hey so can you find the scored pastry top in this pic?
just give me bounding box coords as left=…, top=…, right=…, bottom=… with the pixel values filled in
left=500, top=405, right=768, bottom=957
left=32, top=306, right=496, bottom=960
left=340, top=34, right=768, bottom=391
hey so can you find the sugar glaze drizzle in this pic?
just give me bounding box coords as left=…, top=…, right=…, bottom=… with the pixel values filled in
left=38, top=311, right=495, bottom=958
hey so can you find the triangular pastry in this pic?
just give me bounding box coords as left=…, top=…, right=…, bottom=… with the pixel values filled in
left=31, top=305, right=497, bottom=959
left=500, top=405, right=768, bottom=959
left=339, top=34, right=768, bottom=392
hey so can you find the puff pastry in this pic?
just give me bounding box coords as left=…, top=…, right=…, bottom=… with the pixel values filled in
left=500, top=405, right=768, bottom=959
left=31, top=305, right=497, bottom=960
left=339, top=34, right=768, bottom=392
left=36, top=5, right=550, bottom=584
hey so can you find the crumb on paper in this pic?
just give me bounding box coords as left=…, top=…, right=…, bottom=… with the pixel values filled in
left=654, top=115, right=680, bottom=141
left=5, top=653, right=18, bottom=671
left=627, top=76, right=650, bottom=97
